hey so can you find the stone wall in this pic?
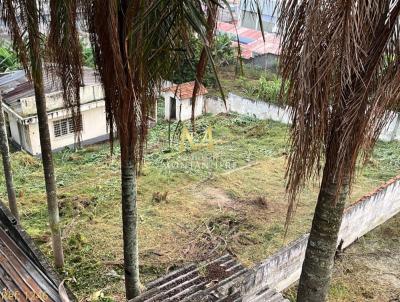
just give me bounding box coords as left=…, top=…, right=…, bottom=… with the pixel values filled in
left=205, top=93, right=400, bottom=141
left=243, top=176, right=400, bottom=294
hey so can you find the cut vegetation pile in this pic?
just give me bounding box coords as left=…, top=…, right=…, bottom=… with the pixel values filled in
left=0, top=113, right=399, bottom=301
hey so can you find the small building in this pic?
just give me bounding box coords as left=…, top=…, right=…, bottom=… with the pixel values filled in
left=162, top=81, right=208, bottom=121
left=217, top=21, right=280, bottom=70
left=0, top=68, right=108, bottom=155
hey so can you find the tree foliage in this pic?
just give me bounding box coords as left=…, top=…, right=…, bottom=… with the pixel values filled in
left=0, top=42, right=21, bottom=72
left=169, top=34, right=235, bottom=86
left=279, top=0, right=400, bottom=215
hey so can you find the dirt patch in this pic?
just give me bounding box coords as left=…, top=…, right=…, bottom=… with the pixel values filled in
left=199, top=187, right=235, bottom=209
left=199, top=186, right=268, bottom=210
left=204, top=262, right=233, bottom=283
left=241, top=196, right=269, bottom=209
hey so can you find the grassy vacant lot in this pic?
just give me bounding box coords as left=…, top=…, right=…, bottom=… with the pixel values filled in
left=1, top=114, right=399, bottom=301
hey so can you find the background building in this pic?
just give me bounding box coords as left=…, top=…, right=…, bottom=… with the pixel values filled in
left=239, top=0, right=279, bottom=33
left=0, top=68, right=108, bottom=155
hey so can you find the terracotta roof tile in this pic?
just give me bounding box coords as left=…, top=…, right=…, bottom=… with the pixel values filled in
left=164, top=81, right=208, bottom=100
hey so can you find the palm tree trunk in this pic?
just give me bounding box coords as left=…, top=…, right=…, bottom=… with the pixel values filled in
left=296, top=166, right=350, bottom=302
left=0, top=98, right=19, bottom=221
left=120, top=152, right=140, bottom=299
left=25, top=0, right=64, bottom=268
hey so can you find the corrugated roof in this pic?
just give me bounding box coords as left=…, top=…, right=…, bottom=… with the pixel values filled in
left=164, top=81, right=208, bottom=100
left=0, top=70, right=27, bottom=93
left=0, top=228, right=61, bottom=302
left=0, top=67, right=100, bottom=106
left=0, top=202, right=68, bottom=302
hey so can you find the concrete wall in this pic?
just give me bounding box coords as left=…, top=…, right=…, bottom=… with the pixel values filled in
left=378, top=114, right=400, bottom=141
left=6, top=113, right=22, bottom=146
left=205, top=93, right=400, bottom=141
left=241, top=176, right=400, bottom=296
left=205, top=93, right=291, bottom=124
left=163, top=91, right=204, bottom=121
left=244, top=54, right=279, bottom=71
left=28, top=100, right=108, bottom=155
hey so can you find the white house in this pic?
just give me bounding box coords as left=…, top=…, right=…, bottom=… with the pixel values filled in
left=0, top=68, right=108, bottom=155
left=162, top=81, right=208, bottom=121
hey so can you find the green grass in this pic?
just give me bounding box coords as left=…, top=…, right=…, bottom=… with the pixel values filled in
left=0, top=114, right=399, bottom=301
left=208, top=65, right=280, bottom=101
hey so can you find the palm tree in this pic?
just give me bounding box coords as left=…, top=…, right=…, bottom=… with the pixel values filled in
left=278, top=1, right=400, bottom=301
left=2, top=0, right=64, bottom=268
left=0, top=96, right=19, bottom=220
left=48, top=0, right=223, bottom=298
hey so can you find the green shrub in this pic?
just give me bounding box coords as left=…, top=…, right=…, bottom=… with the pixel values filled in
left=0, top=42, right=21, bottom=72
left=242, top=75, right=282, bottom=103
left=256, top=76, right=281, bottom=102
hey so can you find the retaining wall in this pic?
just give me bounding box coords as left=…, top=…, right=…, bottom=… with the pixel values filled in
left=243, top=176, right=400, bottom=294
left=205, top=93, right=400, bottom=141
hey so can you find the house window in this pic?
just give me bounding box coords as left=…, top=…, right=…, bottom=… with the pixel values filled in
left=53, top=117, right=82, bottom=138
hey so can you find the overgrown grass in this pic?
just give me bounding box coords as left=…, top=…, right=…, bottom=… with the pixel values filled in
left=208, top=65, right=281, bottom=103
left=0, top=114, right=399, bottom=301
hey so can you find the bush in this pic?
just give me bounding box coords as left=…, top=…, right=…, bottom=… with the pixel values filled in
left=242, top=75, right=282, bottom=103
left=256, top=76, right=281, bottom=102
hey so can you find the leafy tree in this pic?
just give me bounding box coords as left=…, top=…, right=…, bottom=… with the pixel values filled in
left=0, top=42, right=21, bottom=72
left=278, top=1, right=400, bottom=301
left=169, top=34, right=235, bottom=86
left=81, top=42, right=95, bottom=67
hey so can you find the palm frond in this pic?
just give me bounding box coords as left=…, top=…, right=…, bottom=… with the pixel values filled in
left=48, top=0, right=83, bottom=145
left=278, top=0, right=400, bottom=225
left=1, top=0, right=30, bottom=76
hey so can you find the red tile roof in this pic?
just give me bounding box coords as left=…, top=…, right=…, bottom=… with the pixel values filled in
left=164, top=81, right=208, bottom=100
left=217, top=22, right=281, bottom=58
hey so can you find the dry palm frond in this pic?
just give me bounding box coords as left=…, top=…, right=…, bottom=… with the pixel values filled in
left=278, top=0, right=400, bottom=225
left=68, top=0, right=231, bottom=167
left=2, top=0, right=30, bottom=76
left=191, top=1, right=220, bottom=131
left=48, top=0, right=83, bottom=145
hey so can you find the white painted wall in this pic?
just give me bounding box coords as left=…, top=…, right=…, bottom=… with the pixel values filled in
left=204, top=97, right=229, bottom=114
left=379, top=114, right=400, bottom=141
left=28, top=101, right=107, bottom=155
left=206, top=93, right=400, bottom=141
left=205, top=93, right=291, bottom=124
left=6, top=113, right=21, bottom=146
left=19, top=84, right=104, bottom=117
left=163, top=91, right=204, bottom=121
